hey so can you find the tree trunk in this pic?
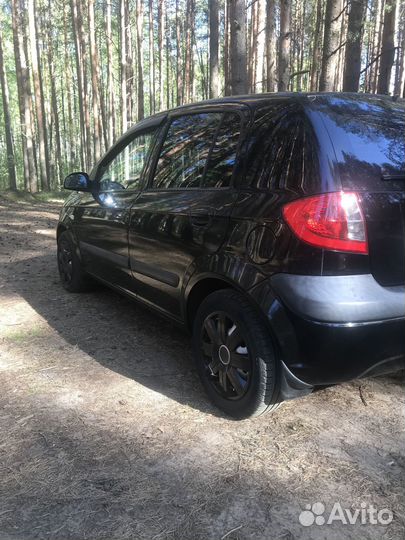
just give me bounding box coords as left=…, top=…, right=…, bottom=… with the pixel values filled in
left=377, top=0, right=396, bottom=94
left=209, top=0, right=219, bottom=97
left=278, top=0, right=291, bottom=91
left=106, top=0, right=116, bottom=146
left=175, top=0, right=182, bottom=104
left=149, top=0, right=155, bottom=112
left=28, top=0, right=50, bottom=190
left=266, top=0, right=277, bottom=91
left=136, top=0, right=145, bottom=120
left=396, top=21, right=405, bottom=96
left=319, top=0, right=341, bottom=91
left=255, top=0, right=266, bottom=92
left=184, top=0, right=195, bottom=102
left=310, top=0, right=323, bottom=90
left=46, top=0, right=63, bottom=185
left=125, top=1, right=134, bottom=123
left=343, top=0, right=366, bottom=91
left=120, top=0, right=128, bottom=131
left=71, top=0, right=87, bottom=169
left=88, top=0, right=101, bottom=161
left=158, top=0, right=165, bottom=109
left=224, top=0, right=231, bottom=95
left=0, top=27, right=17, bottom=190
left=229, top=0, right=247, bottom=95
left=11, top=0, right=33, bottom=190
left=76, top=0, right=91, bottom=166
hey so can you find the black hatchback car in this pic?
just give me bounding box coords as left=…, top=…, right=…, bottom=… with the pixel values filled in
left=57, top=93, right=405, bottom=419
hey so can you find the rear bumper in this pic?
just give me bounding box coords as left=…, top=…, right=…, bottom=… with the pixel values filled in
left=251, top=274, right=405, bottom=387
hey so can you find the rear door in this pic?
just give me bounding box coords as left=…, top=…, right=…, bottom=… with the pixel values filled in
left=128, top=105, right=248, bottom=319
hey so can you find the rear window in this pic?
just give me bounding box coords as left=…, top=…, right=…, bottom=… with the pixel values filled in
left=312, top=96, right=405, bottom=191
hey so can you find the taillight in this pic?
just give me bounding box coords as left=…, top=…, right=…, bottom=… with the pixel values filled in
left=282, top=192, right=368, bottom=254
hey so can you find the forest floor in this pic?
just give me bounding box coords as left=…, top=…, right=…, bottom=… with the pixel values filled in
left=0, top=195, right=404, bottom=540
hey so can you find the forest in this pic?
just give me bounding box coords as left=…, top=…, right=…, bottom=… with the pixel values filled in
left=0, top=0, right=404, bottom=192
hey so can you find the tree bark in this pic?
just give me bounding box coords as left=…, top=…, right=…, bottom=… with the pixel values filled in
left=343, top=0, right=366, bottom=91
left=28, top=0, right=50, bottom=190
left=209, top=0, right=219, bottom=97
left=377, top=0, right=396, bottom=94
left=266, top=0, right=277, bottom=91
left=149, top=0, right=155, bottom=112
left=184, top=0, right=195, bottom=102
left=120, top=0, right=128, bottom=131
left=11, top=0, right=34, bottom=190
left=310, top=0, right=323, bottom=90
left=254, top=0, right=266, bottom=91
left=229, top=0, right=247, bottom=95
left=46, top=0, right=63, bottom=184
left=106, top=0, right=116, bottom=146
left=71, top=0, right=87, bottom=169
left=0, top=27, right=17, bottom=190
left=224, top=0, right=231, bottom=95
left=175, top=0, right=182, bottom=104
left=319, top=0, right=341, bottom=91
left=136, top=0, right=145, bottom=119
left=278, top=0, right=291, bottom=91
left=88, top=0, right=102, bottom=161
left=158, top=0, right=165, bottom=109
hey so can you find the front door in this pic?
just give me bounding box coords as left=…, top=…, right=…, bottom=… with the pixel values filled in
left=73, top=125, right=160, bottom=292
left=128, top=107, right=248, bottom=320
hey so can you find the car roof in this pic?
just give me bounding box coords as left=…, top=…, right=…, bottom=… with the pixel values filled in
left=126, top=93, right=403, bottom=132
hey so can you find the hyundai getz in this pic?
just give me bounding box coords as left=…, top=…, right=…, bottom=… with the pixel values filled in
left=57, top=93, right=405, bottom=419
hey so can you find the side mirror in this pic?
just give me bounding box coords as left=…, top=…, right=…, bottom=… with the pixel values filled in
left=63, top=172, right=91, bottom=192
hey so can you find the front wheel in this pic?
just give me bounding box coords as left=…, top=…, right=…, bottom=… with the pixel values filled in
left=192, top=289, right=281, bottom=419
left=57, top=230, right=92, bottom=293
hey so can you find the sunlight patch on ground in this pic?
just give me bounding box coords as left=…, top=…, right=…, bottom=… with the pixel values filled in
left=35, top=228, right=56, bottom=238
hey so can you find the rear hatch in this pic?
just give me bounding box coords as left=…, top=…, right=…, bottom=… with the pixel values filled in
left=314, top=95, right=405, bottom=286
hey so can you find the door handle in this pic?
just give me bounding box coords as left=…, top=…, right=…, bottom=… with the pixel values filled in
left=189, top=214, right=211, bottom=227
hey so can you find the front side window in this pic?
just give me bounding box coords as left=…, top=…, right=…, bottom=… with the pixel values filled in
left=152, top=113, right=222, bottom=189
left=99, top=130, right=156, bottom=191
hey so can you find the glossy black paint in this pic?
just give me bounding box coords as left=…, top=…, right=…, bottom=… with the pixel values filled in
left=58, top=92, right=405, bottom=389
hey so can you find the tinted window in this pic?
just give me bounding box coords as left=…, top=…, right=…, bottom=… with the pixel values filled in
left=99, top=130, right=155, bottom=191
left=153, top=113, right=222, bottom=189
left=312, top=96, right=405, bottom=191
left=243, top=102, right=321, bottom=194
left=203, top=112, right=241, bottom=188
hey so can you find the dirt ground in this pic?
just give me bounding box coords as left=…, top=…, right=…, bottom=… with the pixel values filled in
left=0, top=196, right=404, bottom=540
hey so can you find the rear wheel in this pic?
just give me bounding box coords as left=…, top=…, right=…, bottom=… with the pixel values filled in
left=57, top=231, right=91, bottom=292
left=192, top=289, right=281, bottom=419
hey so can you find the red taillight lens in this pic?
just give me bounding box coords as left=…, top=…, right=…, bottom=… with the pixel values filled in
left=282, top=192, right=368, bottom=254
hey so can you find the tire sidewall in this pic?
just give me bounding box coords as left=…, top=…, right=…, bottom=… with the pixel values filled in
left=57, top=231, right=84, bottom=292
left=192, top=290, right=278, bottom=419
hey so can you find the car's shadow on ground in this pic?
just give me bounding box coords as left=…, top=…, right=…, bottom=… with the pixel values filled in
left=3, top=248, right=222, bottom=416
left=2, top=209, right=403, bottom=418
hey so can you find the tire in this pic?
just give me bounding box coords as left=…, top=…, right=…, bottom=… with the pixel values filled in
left=192, top=289, right=281, bottom=419
left=57, top=230, right=91, bottom=293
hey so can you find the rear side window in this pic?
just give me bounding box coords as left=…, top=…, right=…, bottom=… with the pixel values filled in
left=152, top=111, right=242, bottom=189
left=152, top=113, right=222, bottom=189
left=243, top=102, right=321, bottom=194
left=202, top=112, right=242, bottom=188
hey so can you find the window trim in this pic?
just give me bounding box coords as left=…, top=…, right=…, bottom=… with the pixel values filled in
left=145, top=107, right=247, bottom=192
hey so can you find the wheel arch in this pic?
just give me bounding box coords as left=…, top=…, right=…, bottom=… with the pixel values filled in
left=56, top=223, right=68, bottom=240
left=185, top=274, right=243, bottom=332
